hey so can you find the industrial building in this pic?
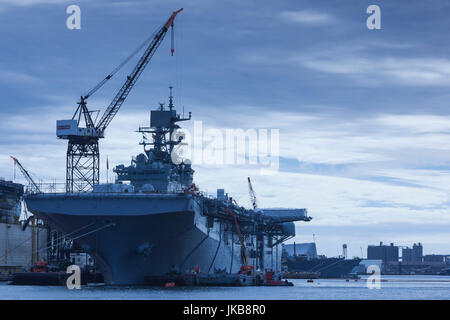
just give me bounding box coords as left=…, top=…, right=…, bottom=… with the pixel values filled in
left=0, top=222, right=47, bottom=272
left=1, top=179, right=48, bottom=276
left=423, top=254, right=448, bottom=263
left=367, top=242, right=399, bottom=262
left=365, top=242, right=450, bottom=275
left=402, top=243, right=423, bottom=262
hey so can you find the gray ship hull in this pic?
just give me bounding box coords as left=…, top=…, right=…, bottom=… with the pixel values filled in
left=25, top=193, right=282, bottom=285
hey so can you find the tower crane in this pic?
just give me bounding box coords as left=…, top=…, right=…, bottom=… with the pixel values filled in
left=57, top=9, right=183, bottom=192
left=10, top=156, right=41, bottom=194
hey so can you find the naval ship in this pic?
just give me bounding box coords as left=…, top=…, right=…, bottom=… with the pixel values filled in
left=24, top=91, right=311, bottom=285
left=282, top=243, right=361, bottom=278
left=284, top=256, right=361, bottom=278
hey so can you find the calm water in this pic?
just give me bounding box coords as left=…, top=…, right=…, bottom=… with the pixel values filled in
left=0, top=275, right=449, bottom=300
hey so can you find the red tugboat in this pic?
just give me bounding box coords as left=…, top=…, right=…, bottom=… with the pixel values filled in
left=264, top=268, right=285, bottom=286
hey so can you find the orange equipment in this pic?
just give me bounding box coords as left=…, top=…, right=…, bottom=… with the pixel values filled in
left=224, top=209, right=252, bottom=270
left=184, top=183, right=197, bottom=194
left=32, top=260, right=48, bottom=273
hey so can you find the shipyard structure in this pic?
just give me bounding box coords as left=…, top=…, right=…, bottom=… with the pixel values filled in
left=0, top=179, right=47, bottom=276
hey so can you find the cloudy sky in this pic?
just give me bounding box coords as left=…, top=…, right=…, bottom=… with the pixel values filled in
left=1, top=0, right=450, bottom=258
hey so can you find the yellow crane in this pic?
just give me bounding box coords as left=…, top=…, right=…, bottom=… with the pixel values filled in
left=224, top=209, right=253, bottom=271
left=247, top=177, right=257, bottom=210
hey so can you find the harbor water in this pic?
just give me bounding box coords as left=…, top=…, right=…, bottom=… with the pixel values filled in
left=0, top=275, right=449, bottom=300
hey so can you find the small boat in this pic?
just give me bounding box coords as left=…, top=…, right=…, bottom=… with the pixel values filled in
left=10, top=260, right=102, bottom=286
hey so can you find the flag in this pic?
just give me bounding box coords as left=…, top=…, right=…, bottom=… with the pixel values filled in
left=107, top=156, right=109, bottom=170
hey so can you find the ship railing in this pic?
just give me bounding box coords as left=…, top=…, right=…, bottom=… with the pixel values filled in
left=24, top=182, right=66, bottom=194
left=24, top=182, right=204, bottom=195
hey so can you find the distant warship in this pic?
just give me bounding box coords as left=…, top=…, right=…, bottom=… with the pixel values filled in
left=25, top=90, right=311, bottom=285
left=282, top=243, right=361, bottom=278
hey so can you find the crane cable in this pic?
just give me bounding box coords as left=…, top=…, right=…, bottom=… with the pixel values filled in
left=83, top=24, right=163, bottom=100
left=0, top=221, right=95, bottom=263
left=33, top=222, right=116, bottom=256
left=176, top=16, right=183, bottom=112
left=171, top=23, right=175, bottom=56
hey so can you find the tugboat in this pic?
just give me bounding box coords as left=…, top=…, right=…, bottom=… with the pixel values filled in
left=11, top=260, right=71, bottom=286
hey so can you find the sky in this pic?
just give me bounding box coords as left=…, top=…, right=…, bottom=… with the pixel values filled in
left=1, top=0, right=450, bottom=258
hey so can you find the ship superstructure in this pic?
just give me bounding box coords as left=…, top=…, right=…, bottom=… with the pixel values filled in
left=113, top=87, right=193, bottom=192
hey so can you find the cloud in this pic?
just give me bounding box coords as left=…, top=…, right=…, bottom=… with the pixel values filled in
left=2, top=101, right=450, bottom=257
left=4, top=101, right=450, bottom=190
left=0, top=0, right=68, bottom=11
left=0, top=0, right=72, bottom=6
left=0, top=70, right=42, bottom=85
left=103, top=107, right=450, bottom=185
left=191, top=105, right=450, bottom=168
left=240, top=38, right=450, bottom=87
left=301, top=56, right=450, bottom=86
left=279, top=10, right=335, bottom=25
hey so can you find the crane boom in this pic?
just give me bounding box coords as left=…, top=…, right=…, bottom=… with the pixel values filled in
left=247, top=177, right=258, bottom=210
left=95, top=8, right=183, bottom=134
left=10, top=156, right=41, bottom=193
left=224, top=209, right=249, bottom=267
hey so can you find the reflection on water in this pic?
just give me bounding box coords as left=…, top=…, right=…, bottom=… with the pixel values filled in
left=1, top=275, right=449, bottom=300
